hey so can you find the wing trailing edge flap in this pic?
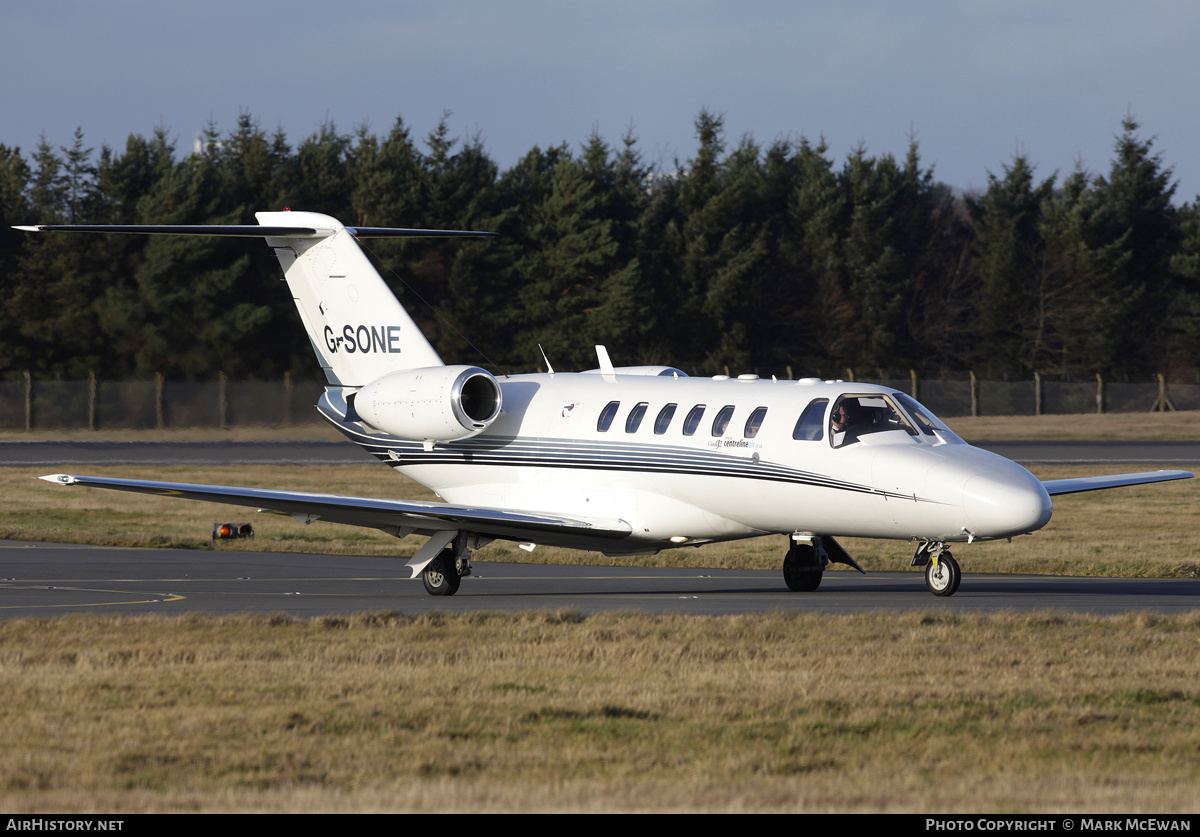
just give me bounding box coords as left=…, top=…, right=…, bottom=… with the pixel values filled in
left=38, top=474, right=633, bottom=547
left=1040, top=469, right=1194, bottom=497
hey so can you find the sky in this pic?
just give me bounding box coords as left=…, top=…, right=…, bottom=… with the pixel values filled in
left=4, top=1, right=1200, bottom=203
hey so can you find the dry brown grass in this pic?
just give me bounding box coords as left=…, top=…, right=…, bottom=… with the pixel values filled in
left=948, top=410, right=1200, bottom=441
left=2, top=610, right=1198, bottom=812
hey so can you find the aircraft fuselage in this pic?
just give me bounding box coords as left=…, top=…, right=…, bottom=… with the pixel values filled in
left=322, top=373, right=1054, bottom=555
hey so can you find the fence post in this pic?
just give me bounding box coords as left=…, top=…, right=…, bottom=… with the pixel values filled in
left=845, top=368, right=855, bottom=383
left=1153, top=373, right=1176, bottom=412
left=24, top=370, right=32, bottom=431
left=970, top=371, right=978, bottom=417
left=88, top=371, right=97, bottom=431
left=910, top=369, right=918, bottom=399
left=218, top=371, right=228, bottom=430
left=1095, top=374, right=1104, bottom=414
left=1034, top=371, right=1042, bottom=416
left=785, top=366, right=793, bottom=381
left=155, top=373, right=164, bottom=429
left=284, top=371, right=294, bottom=425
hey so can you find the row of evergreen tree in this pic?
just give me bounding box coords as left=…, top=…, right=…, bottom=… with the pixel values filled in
left=2, top=111, right=1198, bottom=382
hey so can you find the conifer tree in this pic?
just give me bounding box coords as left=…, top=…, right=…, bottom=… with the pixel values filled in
left=1090, top=118, right=1179, bottom=374
left=969, top=154, right=1056, bottom=375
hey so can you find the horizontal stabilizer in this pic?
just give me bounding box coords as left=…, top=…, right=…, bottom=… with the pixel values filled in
left=15, top=212, right=498, bottom=385
left=14, top=224, right=496, bottom=239
left=1041, top=469, right=1193, bottom=496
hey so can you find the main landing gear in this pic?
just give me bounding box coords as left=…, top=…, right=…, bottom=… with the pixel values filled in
left=783, top=541, right=823, bottom=591
left=782, top=536, right=866, bottom=592
left=421, top=536, right=474, bottom=596
left=912, top=541, right=961, bottom=597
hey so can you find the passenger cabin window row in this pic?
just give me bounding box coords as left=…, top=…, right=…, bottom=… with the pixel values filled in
left=597, top=400, right=771, bottom=439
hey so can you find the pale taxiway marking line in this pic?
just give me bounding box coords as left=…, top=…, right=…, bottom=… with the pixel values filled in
left=0, top=584, right=186, bottom=609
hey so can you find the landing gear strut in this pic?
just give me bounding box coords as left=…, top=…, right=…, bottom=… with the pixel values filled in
left=912, top=541, right=961, bottom=597
left=782, top=536, right=866, bottom=592
left=421, top=536, right=474, bottom=596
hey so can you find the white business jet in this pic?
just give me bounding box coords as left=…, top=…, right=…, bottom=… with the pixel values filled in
left=18, top=211, right=1193, bottom=597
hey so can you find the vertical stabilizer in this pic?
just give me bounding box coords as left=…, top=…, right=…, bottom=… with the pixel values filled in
left=258, top=211, right=443, bottom=386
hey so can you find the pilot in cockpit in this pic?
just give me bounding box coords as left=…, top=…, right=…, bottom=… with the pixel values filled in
left=830, top=399, right=866, bottom=447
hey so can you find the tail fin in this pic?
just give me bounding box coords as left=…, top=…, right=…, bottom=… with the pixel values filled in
left=15, top=212, right=496, bottom=387
left=257, top=211, right=443, bottom=385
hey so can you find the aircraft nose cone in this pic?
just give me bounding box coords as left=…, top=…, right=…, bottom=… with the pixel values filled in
left=962, top=472, right=1053, bottom=537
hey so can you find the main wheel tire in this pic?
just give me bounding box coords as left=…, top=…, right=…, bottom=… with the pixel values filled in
left=924, top=551, right=961, bottom=597
left=783, top=543, right=823, bottom=592
left=422, top=553, right=462, bottom=596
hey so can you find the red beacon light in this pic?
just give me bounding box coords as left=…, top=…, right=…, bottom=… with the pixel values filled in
left=213, top=522, right=254, bottom=541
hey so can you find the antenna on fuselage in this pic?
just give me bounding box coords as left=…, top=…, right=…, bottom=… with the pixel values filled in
left=595, top=345, right=615, bottom=376
left=538, top=344, right=555, bottom=375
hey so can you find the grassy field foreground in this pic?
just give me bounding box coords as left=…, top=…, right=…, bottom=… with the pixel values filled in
left=2, top=609, right=1199, bottom=812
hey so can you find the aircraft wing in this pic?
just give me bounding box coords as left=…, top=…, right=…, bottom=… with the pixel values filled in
left=1040, top=469, right=1194, bottom=496
left=38, top=473, right=633, bottom=545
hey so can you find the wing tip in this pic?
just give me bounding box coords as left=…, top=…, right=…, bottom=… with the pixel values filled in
left=39, top=473, right=76, bottom=485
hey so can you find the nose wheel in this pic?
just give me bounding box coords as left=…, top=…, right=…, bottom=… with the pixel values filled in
left=923, top=550, right=961, bottom=597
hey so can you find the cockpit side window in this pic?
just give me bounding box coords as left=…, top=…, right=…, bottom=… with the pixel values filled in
left=792, top=398, right=829, bottom=441
left=830, top=394, right=917, bottom=448
left=597, top=401, right=619, bottom=432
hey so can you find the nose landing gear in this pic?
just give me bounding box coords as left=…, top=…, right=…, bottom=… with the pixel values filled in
left=912, top=541, right=961, bottom=597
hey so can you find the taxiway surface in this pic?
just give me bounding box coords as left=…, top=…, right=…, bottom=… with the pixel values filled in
left=1, top=540, right=1196, bottom=619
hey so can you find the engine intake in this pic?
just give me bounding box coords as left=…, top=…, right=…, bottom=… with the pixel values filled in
left=355, top=365, right=502, bottom=442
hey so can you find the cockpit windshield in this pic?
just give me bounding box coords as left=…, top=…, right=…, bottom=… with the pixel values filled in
left=890, top=392, right=963, bottom=442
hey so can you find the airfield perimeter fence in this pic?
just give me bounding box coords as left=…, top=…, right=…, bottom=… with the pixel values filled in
left=0, top=371, right=1194, bottom=432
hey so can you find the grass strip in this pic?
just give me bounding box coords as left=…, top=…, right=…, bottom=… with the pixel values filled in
left=1, top=609, right=1198, bottom=812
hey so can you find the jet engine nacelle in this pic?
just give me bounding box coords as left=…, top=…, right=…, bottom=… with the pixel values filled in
left=355, top=365, right=503, bottom=443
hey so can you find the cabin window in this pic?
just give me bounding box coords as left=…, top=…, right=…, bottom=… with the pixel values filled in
left=682, top=405, right=706, bottom=436
left=597, top=401, right=619, bottom=432
left=625, top=402, right=649, bottom=433
left=654, top=404, right=677, bottom=435
left=711, top=405, right=735, bottom=437
left=792, top=398, right=828, bottom=441
left=744, top=406, right=767, bottom=439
